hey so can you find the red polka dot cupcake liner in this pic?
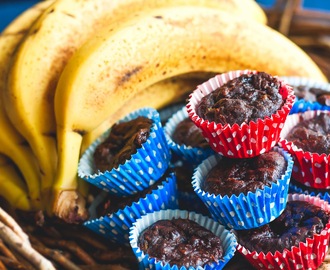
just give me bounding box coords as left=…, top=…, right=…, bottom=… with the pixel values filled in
left=186, top=70, right=295, bottom=158
left=278, top=110, right=330, bottom=189
left=237, top=193, right=330, bottom=270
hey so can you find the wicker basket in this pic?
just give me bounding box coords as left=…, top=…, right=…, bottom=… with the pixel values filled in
left=0, top=1, right=329, bottom=269
left=261, top=0, right=330, bottom=81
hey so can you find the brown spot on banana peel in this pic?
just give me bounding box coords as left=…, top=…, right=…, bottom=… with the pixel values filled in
left=73, top=129, right=87, bottom=136
left=61, top=11, right=76, bottom=19
left=118, top=66, right=143, bottom=86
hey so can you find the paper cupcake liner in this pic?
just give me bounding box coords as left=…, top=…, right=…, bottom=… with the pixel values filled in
left=164, top=105, right=214, bottom=165
left=237, top=193, right=330, bottom=270
left=78, top=107, right=171, bottom=196
left=129, top=209, right=237, bottom=270
left=278, top=110, right=330, bottom=189
left=186, top=70, right=295, bottom=158
left=192, top=146, right=293, bottom=230
left=289, top=180, right=330, bottom=204
left=83, top=172, right=178, bottom=245
left=280, top=76, right=330, bottom=114
left=159, top=102, right=185, bottom=125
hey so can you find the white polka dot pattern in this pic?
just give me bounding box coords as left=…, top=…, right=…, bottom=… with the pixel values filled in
left=129, top=209, right=237, bottom=270
left=83, top=173, right=178, bottom=245
left=186, top=70, right=295, bottom=158
left=192, top=146, right=293, bottom=230
left=164, top=105, right=214, bottom=165
left=78, top=107, right=171, bottom=196
left=237, top=194, right=330, bottom=270
left=279, top=110, right=330, bottom=189
left=280, top=76, right=330, bottom=115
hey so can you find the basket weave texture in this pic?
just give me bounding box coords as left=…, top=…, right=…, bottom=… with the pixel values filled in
left=263, top=0, right=330, bottom=81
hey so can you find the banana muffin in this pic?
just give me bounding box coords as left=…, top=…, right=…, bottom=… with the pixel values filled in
left=203, top=150, right=287, bottom=196
left=172, top=118, right=209, bottom=148
left=294, top=84, right=330, bottom=106
left=93, top=116, right=152, bottom=172
left=236, top=200, right=330, bottom=253
left=285, top=111, right=330, bottom=155
left=138, top=217, right=224, bottom=268
left=97, top=170, right=171, bottom=216
left=196, top=72, right=284, bottom=125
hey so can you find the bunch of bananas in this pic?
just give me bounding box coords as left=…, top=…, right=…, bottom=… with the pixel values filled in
left=0, top=0, right=327, bottom=223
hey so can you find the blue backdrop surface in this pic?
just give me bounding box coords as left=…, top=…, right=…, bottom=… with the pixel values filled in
left=1, top=1, right=330, bottom=32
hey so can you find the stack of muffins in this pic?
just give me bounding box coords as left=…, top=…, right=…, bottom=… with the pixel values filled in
left=184, top=70, right=330, bottom=269
left=279, top=77, right=330, bottom=203
left=77, top=71, right=330, bottom=270
left=78, top=107, right=178, bottom=244
left=78, top=106, right=238, bottom=269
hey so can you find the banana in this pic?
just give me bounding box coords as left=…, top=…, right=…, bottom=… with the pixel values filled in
left=53, top=5, right=326, bottom=221
left=0, top=0, right=54, bottom=209
left=81, top=72, right=216, bottom=152
left=4, top=0, right=266, bottom=217
left=0, top=155, right=32, bottom=211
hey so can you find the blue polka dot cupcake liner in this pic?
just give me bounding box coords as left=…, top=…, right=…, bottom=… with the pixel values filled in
left=129, top=209, right=237, bottom=270
left=78, top=107, right=171, bottom=196
left=164, top=105, right=214, bottom=165
left=280, top=76, right=330, bottom=114
left=159, top=102, right=185, bottom=125
left=192, top=146, right=293, bottom=230
left=289, top=180, right=330, bottom=204
left=83, top=172, right=178, bottom=245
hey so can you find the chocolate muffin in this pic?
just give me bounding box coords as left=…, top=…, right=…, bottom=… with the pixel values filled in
left=93, top=116, right=153, bottom=172
left=294, top=85, right=330, bottom=106
left=97, top=170, right=171, bottom=216
left=236, top=200, right=330, bottom=254
left=138, top=218, right=224, bottom=268
left=285, top=112, right=330, bottom=155
left=203, top=150, right=287, bottom=196
left=196, top=72, right=284, bottom=125
left=172, top=118, right=209, bottom=148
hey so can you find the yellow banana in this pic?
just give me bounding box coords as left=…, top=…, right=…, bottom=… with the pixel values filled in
left=0, top=0, right=53, bottom=209
left=53, top=6, right=326, bottom=221
left=4, top=0, right=266, bottom=218
left=81, top=72, right=216, bottom=152
left=0, top=155, right=32, bottom=211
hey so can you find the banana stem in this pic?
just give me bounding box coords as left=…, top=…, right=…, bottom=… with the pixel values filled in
left=52, top=128, right=88, bottom=223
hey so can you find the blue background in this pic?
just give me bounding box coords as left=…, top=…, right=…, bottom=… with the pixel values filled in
left=1, top=0, right=330, bottom=32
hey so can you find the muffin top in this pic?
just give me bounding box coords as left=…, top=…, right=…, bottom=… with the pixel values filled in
left=172, top=118, right=209, bottom=148
left=138, top=218, right=223, bottom=268
left=203, top=151, right=287, bottom=196
left=196, top=72, right=283, bottom=125
left=294, top=84, right=330, bottom=106
left=285, top=112, right=330, bottom=155
left=93, top=116, right=153, bottom=172
left=236, top=200, right=330, bottom=253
